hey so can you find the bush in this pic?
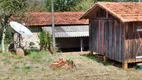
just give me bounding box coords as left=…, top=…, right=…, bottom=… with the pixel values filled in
left=29, top=42, right=35, bottom=48
left=0, top=25, right=14, bottom=44
left=24, top=48, right=39, bottom=55
left=38, top=29, right=52, bottom=51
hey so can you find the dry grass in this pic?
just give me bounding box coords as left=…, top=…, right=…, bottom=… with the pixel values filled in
left=0, top=51, right=142, bottom=80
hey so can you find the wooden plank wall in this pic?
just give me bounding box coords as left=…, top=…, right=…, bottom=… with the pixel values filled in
left=90, top=19, right=98, bottom=52
left=90, top=20, right=142, bottom=63
left=89, top=19, right=92, bottom=51
left=124, top=22, right=142, bottom=63
left=105, top=20, right=125, bottom=62
left=91, top=19, right=125, bottom=62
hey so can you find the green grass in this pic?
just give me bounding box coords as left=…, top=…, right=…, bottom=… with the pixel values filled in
left=0, top=44, right=9, bottom=52
left=0, top=51, right=142, bottom=80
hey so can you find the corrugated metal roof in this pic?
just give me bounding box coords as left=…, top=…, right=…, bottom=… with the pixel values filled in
left=42, top=25, right=89, bottom=38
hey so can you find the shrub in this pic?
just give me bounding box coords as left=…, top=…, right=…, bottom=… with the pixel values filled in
left=0, top=25, right=14, bottom=44
left=29, top=42, right=35, bottom=48
left=38, top=29, right=52, bottom=51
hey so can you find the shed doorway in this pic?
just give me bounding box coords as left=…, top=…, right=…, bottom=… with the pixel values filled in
left=91, top=19, right=116, bottom=55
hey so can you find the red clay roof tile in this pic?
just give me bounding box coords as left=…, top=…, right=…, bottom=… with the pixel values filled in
left=81, top=2, right=142, bottom=22
left=23, top=12, right=88, bottom=26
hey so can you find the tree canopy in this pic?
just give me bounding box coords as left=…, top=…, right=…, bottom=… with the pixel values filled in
left=45, top=0, right=140, bottom=12
left=0, top=0, right=29, bottom=16
left=46, top=0, right=83, bottom=12
left=45, top=0, right=113, bottom=12
left=0, top=0, right=31, bottom=52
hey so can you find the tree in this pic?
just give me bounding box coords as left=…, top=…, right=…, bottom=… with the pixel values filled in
left=27, top=0, right=46, bottom=12
left=0, top=0, right=29, bottom=53
left=73, top=0, right=95, bottom=11
left=46, top=0, right=82, bottom=12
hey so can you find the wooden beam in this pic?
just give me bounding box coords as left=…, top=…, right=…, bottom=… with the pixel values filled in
left=18, top=34, right=21, bottom=48
left=93, top=18, right=115, bottom=20
left=114, top=20, right=117, bottom=60
left=102, top=21, right=105, bottom=55
left=89, top=19, right=92, bottom=52
left=125, top=23, right=128, bottom=63
left=90, top=51, right=93, bottom=55
left=80, top=38, right=83, bottom=52
left=106, top=11, right=108, bottom=18
left=122, top=62, right=128, bottom=69
left=136, top=63, right=142, bottom=66
left=103, top=56, right=108, bottom=62
left=98, top=20, right=100, bottom=54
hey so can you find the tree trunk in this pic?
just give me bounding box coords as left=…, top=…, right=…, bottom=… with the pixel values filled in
left=1, top=15, right=8, bottom=53
left=1, top=21, right=6, bottom=53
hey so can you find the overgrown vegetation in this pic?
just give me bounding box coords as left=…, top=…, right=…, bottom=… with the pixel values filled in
left=28, top=51, right=47, bottom=62
left=46, top=0, right=83, bottom=12
left=0, top=0, right=30, bottom=52
left=0, top=26, right=14, bottom=43
left=0, top=52, right=142, bottom=80
left=45, top=0, right=140, bottom=12
left=38, top=29, right=52, bottom=51
left=0, top=0, right=47, bottom=53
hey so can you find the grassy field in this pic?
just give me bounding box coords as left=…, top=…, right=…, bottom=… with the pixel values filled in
left=0, top=51, right=142, bottom=80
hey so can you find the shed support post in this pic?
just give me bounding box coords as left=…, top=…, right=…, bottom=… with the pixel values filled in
left=80, top=38, right=83, bottom=52
left=122, top=62, right=128, bottom=69
left=103, top=56, right=108, bottom=62
left=90, top=51, right=93, bottom=54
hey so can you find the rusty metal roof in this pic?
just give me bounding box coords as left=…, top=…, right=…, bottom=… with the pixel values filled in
left=81, top=2, right=142, bottom=22
left=42, top=25, right=89, bottom=38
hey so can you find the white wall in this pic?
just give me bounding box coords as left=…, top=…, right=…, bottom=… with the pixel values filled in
left=14, top=27, right=41, bottom=49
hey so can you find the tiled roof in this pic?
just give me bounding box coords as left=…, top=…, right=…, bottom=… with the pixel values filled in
left=23, top=12, right=88, bottom=26
left=42, top=25, right=89, bottom=38
left=81, top=2, right=142, bottom=22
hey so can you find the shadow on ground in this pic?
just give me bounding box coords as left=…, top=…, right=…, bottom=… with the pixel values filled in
left=81, top=54, right=123, bottom=68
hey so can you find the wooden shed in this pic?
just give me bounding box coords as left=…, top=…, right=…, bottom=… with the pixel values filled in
left=81, top=2, right=142, bottom=69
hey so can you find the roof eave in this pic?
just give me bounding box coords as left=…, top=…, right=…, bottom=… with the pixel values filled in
left=80, top=2, right=126, bottom=23
left=80, top=3, right=98, bottom=20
